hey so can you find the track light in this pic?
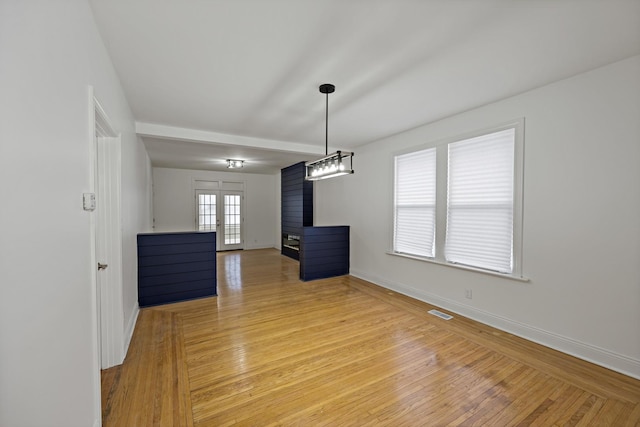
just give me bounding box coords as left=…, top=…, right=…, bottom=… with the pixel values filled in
left=227, top=159, right=244, bottom=169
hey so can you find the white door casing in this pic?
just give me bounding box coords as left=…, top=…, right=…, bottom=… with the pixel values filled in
left=92, top=93, right=125, bottom=370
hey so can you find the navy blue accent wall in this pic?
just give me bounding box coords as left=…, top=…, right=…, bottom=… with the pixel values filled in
left=137, top=231, right=217, bottom=307
left=281, top=162, right=313, bottom=260
left=299, top=226, right=350, bottom=281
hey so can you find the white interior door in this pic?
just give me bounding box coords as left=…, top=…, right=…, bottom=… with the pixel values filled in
left=93, top=96, right=124, bottom=370
left=196, top=190, right=244, bottom=251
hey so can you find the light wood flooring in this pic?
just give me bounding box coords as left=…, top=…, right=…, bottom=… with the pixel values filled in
left=102, top=248, right=640, bottom=426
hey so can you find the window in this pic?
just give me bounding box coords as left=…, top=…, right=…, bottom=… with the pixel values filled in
left=224, top=194, right=241, bottom=245
left=394, top=148, right=436, bottom=258
left=198, top=193, right=217, bottom=231
left=446, top=129, right=515, bottom=273
left=392, top=121, right=524, bottom=277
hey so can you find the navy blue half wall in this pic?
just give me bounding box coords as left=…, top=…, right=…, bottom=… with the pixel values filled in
left=137, top=231, right=217, bottom=306
left=299, top=226, right=350, bottom=281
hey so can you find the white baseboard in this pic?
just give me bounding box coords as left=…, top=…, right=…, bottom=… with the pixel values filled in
left=244, top=243, right=277, bottom=250
left=350, top=268, right=640, bottom=380
left=124, top=303, right=140, bottom=357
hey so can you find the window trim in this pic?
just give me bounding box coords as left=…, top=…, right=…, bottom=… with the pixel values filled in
left=386, top=250, right=530, bottom=282
left=390, top=118, right=526, bottom=280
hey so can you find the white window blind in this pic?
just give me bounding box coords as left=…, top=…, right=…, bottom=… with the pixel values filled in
left=445, top=128, right=515, bottom=273
left=394, top=148, right=436, bottom=258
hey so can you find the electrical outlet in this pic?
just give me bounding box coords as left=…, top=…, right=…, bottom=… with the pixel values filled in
left=465, top=289, right=473, bottom=299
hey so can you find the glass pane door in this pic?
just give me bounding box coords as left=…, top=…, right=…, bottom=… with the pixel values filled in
left=197, top=193, right=217, bottom=231
left=221, top=191, right=243, bottom=251
left=196, top=190, right=243, bottom=251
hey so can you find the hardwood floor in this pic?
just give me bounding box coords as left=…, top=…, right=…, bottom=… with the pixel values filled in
left=102, top=248, right=640, bottom=426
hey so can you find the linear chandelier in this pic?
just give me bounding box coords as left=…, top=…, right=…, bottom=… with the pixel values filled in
left=305, top=83, right=354, bottom=181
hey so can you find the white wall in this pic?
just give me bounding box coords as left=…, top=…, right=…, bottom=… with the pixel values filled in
left=122, top=137, right=153, bottom=346
left=315, top=56, right=640, bottom=378
left=0, top=1, right=152, bottom=426
left=153, top=167, right=278, bottom=249
left=275, top=172, right=282, bottom=250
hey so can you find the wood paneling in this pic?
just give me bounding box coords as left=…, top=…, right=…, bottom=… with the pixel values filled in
left=104, top=248, right=640, bottom=426
left=300, top=225, right=350, bottom=281
left=137, top=231, right=216, bottom=307
left=281, top=162, right=313, bottom=260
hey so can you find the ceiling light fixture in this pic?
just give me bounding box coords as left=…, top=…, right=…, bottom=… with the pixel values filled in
left=227, top=159, right=244, bottom=169
left=305, top=83, right=354, bottom=181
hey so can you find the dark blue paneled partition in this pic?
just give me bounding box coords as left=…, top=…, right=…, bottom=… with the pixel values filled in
left=281, top=162, right=313, bottom=260
left=299, top=226, right=350, bottom=281
left=137, top=231, right=217, bottom=307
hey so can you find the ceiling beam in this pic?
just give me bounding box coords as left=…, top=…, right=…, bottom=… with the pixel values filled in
left=135, top=122, right=326, bottom=155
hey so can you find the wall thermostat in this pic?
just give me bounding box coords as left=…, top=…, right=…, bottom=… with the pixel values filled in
left=83, top=193, right=96, bottom=211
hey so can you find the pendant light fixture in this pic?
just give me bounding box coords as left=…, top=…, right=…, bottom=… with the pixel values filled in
left=305, top=83, right=354, bottom=181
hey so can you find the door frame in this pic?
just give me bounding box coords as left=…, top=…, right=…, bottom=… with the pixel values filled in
left=192, top=179, right=245, bottom=251
left=195, top=187, right=245, bottom=251
left=219, top=190, right=244, bottom=251
left=88, top=87, right=125, bottom=376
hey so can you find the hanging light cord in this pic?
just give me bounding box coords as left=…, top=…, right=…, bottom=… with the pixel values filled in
left=305, top=83, right=353, bottom=181
left=324, top=90, right=329, bottom=156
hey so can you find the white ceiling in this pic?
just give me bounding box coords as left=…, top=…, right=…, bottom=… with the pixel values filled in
left=89, top=0, right=640, bottom=174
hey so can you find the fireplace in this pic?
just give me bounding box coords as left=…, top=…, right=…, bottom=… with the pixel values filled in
left=282, top=233, right=300, bottom=252
left=282, top=233, right=300, bottom=260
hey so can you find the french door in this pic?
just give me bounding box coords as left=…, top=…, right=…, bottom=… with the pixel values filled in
left=196, top=190, right=244, bottom=251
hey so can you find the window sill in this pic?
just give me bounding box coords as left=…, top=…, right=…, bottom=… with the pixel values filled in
left=386, top=251, right=530, bottom=282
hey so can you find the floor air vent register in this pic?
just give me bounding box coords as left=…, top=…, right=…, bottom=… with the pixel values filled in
left=428, top=309, right=453, bottom=320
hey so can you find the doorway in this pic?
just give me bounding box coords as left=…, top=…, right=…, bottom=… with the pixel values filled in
left=196, top=189, right=244, bottom=251
left=92, top=94, right=124, bottom=370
